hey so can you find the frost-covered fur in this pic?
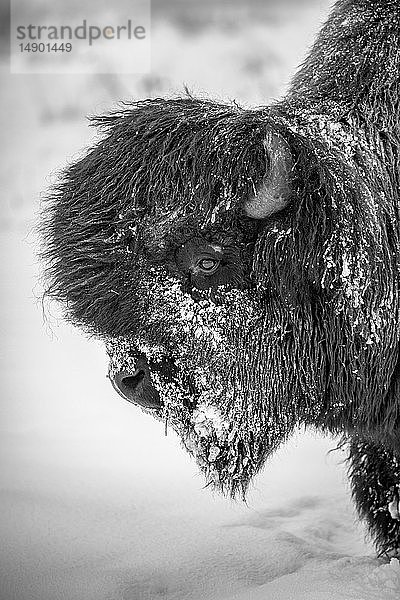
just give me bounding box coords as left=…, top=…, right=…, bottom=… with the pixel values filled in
left=42, top=0, right=400, bottom=554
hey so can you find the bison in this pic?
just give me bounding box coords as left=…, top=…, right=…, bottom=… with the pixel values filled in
left=42, top=0, right=400, bottom=555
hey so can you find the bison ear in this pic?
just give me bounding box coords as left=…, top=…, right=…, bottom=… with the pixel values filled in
left=244, top=131, right=293, bottom=219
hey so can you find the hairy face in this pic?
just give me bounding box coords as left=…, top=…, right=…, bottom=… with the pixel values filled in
left=106, top=213, right=298, bottom=497
left=43, top=98, right=400, bottom=497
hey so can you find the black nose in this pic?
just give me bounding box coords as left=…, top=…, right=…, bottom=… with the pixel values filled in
left=111, top=357, right=162, bottom=410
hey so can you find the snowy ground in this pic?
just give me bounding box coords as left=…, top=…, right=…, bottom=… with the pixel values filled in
left=1, top=1, right=400, bottom=598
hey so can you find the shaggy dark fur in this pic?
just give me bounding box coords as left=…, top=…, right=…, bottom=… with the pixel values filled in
left=42, top=0, right=400, bottom=554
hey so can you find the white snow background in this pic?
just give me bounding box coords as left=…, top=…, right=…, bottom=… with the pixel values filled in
left=1, top=1, right=400, bottom=598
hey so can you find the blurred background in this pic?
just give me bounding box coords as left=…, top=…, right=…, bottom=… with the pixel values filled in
left=2, top=1, right=392, bottom=599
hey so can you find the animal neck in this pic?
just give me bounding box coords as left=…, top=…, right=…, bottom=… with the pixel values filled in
left=288, top=0, right=400, bottom=132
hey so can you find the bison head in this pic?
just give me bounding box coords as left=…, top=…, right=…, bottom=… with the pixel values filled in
left=42, top=98, right=400, bottom=497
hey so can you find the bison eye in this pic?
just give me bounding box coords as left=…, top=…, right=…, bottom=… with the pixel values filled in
left=197, top=257, right=221, bottom=275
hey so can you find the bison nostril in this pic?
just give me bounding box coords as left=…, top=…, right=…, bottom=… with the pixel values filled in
left=111, top=361, right=162, bottom=410
left=121, top=369, right=146, bottom=392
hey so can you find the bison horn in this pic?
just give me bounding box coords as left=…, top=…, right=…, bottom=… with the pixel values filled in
left=244, top=131, right=293, bottom=219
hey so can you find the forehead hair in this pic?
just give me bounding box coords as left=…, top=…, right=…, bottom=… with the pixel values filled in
left=91, top=98, right=270, bottom=223
left=42, top=98, right=275, bottom=335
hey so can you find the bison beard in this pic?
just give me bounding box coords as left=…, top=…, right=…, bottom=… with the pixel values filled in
left=42, top=1, right=400, bottom=554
